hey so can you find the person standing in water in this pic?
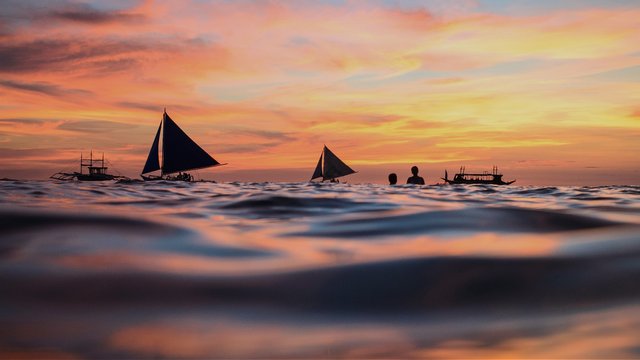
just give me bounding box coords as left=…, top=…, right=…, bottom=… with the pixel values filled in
left=406, top=166, right=425, bottom=185
left=388, top=173, right=397, bottom=185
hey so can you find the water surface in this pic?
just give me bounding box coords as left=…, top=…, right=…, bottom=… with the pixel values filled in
left=1, top=181, right=639, bottom=358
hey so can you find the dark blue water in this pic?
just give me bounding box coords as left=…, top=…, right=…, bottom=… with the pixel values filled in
left=1, top=181, right=639, bottom=358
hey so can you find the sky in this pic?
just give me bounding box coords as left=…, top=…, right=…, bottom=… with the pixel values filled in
left=0, top=0, right=638, bottom=185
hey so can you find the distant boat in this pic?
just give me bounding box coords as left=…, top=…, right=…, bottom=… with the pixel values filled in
left=442, top=166, right=515, bottom=185
left=310, top=145, right=356, bottom=182
left=51, top=152, right=127, bottom=181
left=141, top=110, right=224, bottom=181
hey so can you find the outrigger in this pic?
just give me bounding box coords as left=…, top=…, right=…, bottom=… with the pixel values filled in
left=442, top=166, right=515, bottom=185
left=50, top=152, right=127, bottom=181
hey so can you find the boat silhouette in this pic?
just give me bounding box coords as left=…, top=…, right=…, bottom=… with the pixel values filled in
left=442, top=166, right=515, bottom=185
left=51, top=152, right=127, bottom=181
left=310, top=145, right=356, bottom=183
left=141, top=110, right=225, bottom=181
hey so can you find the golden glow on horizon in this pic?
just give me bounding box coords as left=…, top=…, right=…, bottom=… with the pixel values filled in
left=0, top=1, right=638, bottom=184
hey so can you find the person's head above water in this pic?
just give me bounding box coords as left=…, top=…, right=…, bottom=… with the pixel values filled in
left=388, top=173, right=397, bottom=185
left=407, top=165, right=425, bottom=185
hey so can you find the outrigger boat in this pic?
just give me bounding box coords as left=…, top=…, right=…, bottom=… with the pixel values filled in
left=310, top=145, right=356, bottom=183
left=442, top=166, right=515, bottom=185
left=51, top=152, right=127, bottom=181
left=141, top=109, right=225, bottom=181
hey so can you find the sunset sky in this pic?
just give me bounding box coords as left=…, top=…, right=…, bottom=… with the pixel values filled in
left=0, top=0, right=638, bottom=184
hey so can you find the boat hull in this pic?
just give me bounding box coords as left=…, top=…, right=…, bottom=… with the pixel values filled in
left=141, top=174, right=193, bottom=182
left=443, top=179, right=515, bottom=185
left=140, top=175, right=163, bottom=181
left=76, top=173, right=119, bottom=181
left=51, top=172, right=123, bottom=181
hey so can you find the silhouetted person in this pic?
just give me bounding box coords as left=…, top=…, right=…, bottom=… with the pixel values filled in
left=177, top=172, right=193, bottom=181
left=388, top=173, right=397, bottom=185
left=406, top=166, right=425, bottom=185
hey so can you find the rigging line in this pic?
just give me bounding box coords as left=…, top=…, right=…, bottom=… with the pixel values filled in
left=104, top=159, right=116, bottom=172
left=104, top=159, right=125, bottom=176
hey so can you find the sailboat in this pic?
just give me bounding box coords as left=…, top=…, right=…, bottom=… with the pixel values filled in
left=442, top=166, right=515, bottom=185
left=310, top=145, right=356, bottom=182
left=141, top=109, right=225, bottom=181
left=50, top=151, right=127, bottom=181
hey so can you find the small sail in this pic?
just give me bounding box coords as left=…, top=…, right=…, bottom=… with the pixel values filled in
left=310, top=153, right=323, bottom=180
left=141, top=122, right=161, bottom=174
left=321, top=146, right=355, bottom=180
left=162, top=112, right=220, bottom=174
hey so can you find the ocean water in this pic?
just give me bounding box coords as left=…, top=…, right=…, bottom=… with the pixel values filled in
left=1, top=180, right=639, bottom=358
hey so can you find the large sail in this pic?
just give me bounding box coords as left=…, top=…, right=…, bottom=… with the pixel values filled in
left=141, top=121, right=161, bottom=174
left=319, top=146, right=355, bottom=180
left=310, top=153, right=323, bottom=180
left=161, top=112, right=221, bottom=174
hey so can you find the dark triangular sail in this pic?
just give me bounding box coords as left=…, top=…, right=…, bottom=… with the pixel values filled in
left=310, top=153, right=323, bottom=180
left=313, top=146, right=355, bottom=181
left=141, top=122, right=161, bottom=174
left=322, top=146, right=355, bottom=180
left=161, top=112, right=220, bottom=174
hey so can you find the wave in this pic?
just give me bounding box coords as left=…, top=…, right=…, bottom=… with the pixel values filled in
left=292, top=207, right=627, bottom=238
left=0, top=210, right=274, bottom=260
left=3, top=250, right=639, bottom=314
left=218, top=194, right=395, bottom=218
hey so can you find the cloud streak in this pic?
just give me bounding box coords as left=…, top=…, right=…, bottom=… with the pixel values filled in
left=0, top=38, right=148, bottom=73
left=57, top=120, right=135, bottom=133
left=50, top=4, right=144, bottom=24
left=0, top=80, right=92, bottom=97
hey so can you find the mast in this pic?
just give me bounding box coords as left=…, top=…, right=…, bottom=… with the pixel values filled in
left=160, top=111, right=164, bottom=177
